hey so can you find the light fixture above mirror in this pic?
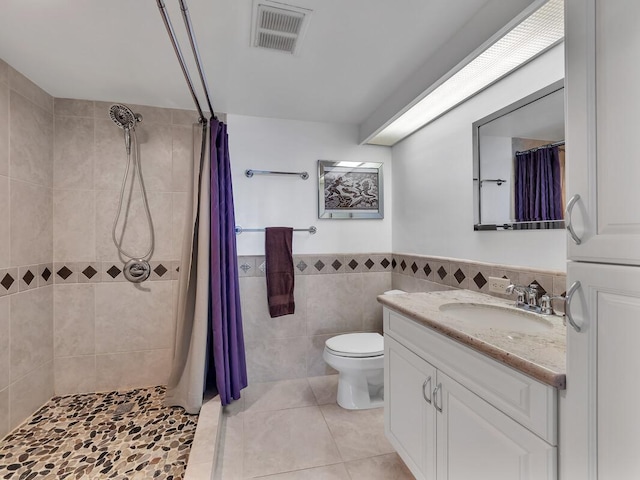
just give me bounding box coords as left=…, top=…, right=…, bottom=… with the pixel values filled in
left=365, top=0, right=564, bottom=146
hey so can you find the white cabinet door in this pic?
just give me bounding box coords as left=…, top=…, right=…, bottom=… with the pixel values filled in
left=436, top=372, right=556, bottom=480
left=385, top=335, right=437, bottom=480
left=562, top=262, right=640, bottom=480
left=565, top=0, right=640, bottom=264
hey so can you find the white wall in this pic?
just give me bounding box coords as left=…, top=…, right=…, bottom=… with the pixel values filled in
left=479, top=135, right=512, bottom=225
left=391, top=43, right=566, bottom=271
left=228, top=115, right=392, bottom=255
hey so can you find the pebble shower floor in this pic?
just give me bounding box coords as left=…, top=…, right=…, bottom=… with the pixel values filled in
left=0, top=386, right=198, bottom=479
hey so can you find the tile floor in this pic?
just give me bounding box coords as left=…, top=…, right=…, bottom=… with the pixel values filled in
left=0, top=386, right=197, bottom=479
left=214, top=375, right=415, bottom=480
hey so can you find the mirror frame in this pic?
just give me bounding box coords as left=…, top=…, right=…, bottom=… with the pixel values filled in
left=472, top=79, right=565, bottom=231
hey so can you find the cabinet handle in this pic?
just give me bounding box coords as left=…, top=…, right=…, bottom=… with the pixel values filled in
left=565, top=281, right=582, bottom=332
left=565, top=194, right=582, bottom=245
left=433, top=383, right=443, bottom=413
left=422, top=377, right=432, bottom=404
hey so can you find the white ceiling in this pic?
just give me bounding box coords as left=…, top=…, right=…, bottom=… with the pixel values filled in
left=0, top=0, right=531, bottom=126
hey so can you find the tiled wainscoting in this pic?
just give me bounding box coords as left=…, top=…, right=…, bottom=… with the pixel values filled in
left=237, top=252, right=567, bottom=385
left=391, top=253, right=567, bottom=298
left=237, top=254, right=393, bottom=383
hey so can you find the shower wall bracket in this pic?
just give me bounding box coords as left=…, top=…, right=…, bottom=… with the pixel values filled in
left=245, top=169, right=309, bottom=180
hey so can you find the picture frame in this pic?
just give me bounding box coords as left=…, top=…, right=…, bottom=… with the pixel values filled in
left=318, top=160, right=384, bottom=219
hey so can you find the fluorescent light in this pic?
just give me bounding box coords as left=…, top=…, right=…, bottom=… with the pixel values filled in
left=367, top=0, right=564, bottom=146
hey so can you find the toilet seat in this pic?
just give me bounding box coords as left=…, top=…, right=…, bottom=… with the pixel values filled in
left=325, top=333, right=384, bottom=358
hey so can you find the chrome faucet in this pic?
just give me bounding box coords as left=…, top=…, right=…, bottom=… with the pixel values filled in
left=505, top=283, right=544, bottom=313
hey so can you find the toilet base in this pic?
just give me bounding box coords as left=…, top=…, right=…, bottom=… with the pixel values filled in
left=336, top=367, right=384, bottom=410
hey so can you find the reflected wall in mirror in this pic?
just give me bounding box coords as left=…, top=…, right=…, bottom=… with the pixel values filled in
left=473, top=80, right=565, bottom=230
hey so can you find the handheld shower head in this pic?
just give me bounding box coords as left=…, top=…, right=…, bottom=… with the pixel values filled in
left=109, top=104, right=139, bottom=129
left=109, top=104, right=143, bottom=154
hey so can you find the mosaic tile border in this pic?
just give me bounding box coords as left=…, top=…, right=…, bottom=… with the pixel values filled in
left=392, top=253, right=567, bottom=298
left=0, top=260, right=180, bottom=297
left=237, top=254, right=394, bottom=278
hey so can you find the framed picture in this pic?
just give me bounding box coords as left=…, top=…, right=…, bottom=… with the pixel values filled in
left=318, top=160, right=384, bottom=219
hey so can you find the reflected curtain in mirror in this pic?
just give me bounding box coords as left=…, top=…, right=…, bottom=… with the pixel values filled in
left=514, top=145, right=563, bottom=222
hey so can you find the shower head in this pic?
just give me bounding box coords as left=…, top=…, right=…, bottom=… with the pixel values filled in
left=109, top=104, right=141, bottom=130
left=109, top=104, right=142, bottom=155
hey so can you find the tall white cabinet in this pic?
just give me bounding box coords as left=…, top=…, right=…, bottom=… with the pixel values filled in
left=563, top=0, right=640, bottom=479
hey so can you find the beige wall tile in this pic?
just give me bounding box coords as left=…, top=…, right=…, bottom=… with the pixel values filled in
left=10, top=286, right=53, bottom=382
left=54, top=98, right=94, bottom=117
left=95, top=190, right=173, bottom=262
left=94, top=281, right=173, bottom=354
left=93, top=118, right=126, bottom=190
left=9, top=67, right=53, bottom=113
left=128, top=104, right=172, bottom=125
left=54, top=284, right=95, bottom=357
left=137, top=123, right=173, bottom=192
left=0, top=176, right=9, bottom=268
left=53, top=189, right=95, bottom=262
left=306, top=274, right=363, bottom=336
left=0, top=386, right=8, bottom=439
left=0, top=81, right=8, bottom=177
left=9, top=360, right=53, bottom=430
left=240, top=275, right=306, bottom=342
left=0, top=59, right=7, bottom=85
left=95, top=348, right=171, bottom=391
left=9, top=91, right=53, bottom=186
left=54, top=355, right=96, bottom=395
left=245, top=337, right=307, bottom=383
left=53, top=116, right=94, bottom=189
left=306, top=334, right=337, bottom=377
left=172, top=192, right=188, bottom=259
left=362, top=272, right=392, bottom=332
left=172, top=125, right=193, bottom=192
left=0, top=297, right=9, bottom=390
left=10, top=180, right=52, bottom=266
left=171, top=108, right=199, bottom=126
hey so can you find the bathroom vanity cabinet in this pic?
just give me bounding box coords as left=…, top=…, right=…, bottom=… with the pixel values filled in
left=383, top=308, right=557, bottom=480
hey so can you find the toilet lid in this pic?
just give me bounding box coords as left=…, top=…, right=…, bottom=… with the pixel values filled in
left=325, top=333, right=384, bottom=358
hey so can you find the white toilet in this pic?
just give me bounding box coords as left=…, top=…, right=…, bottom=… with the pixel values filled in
left=323, top=289, right=406, bottom=410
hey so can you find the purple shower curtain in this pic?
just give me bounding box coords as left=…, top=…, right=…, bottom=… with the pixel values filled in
left=208, top=118, right=247, bottom=405
left=514, top=146, right=563, bottom=222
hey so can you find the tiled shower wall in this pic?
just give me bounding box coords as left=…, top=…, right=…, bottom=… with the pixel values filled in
left=0, top=59, right=55, bottom=438
left=238, top=253, right=393, bottom=382
left=50, top=98, right=201, bottom=397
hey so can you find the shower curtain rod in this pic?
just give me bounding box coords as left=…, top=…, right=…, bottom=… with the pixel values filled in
left=516, top=140, right=565, bottom=155
left=156, top=0, right=216, bottom=122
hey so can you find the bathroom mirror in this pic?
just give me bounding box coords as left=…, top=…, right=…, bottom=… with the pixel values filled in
left=473, top=80, right=565, bottom=230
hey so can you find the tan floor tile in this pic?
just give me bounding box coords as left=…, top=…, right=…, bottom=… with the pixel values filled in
left=252, top=463, right=350, bottom=479
left=345, top=453, right=415, bottom=480
left=320, top=404, right=394, bottom=462
left=307, top=375, right=338, bottom=405
left=244, top=379, right=317, bottom=413
left=243, top=406, right=341, bottom=478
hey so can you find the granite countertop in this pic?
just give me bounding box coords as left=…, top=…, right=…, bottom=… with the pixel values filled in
left=377, top=290, right=567, bottom=389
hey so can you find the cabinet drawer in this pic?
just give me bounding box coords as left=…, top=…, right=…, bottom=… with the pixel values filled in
left=384, top=308, right=557, bottom=445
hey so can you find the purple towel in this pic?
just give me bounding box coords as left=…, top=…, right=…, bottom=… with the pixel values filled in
left=265, top=227, right=295, bottom=317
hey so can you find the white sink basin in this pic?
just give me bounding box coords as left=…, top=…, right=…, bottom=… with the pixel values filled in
left=438, top=302, right=554, bottom=333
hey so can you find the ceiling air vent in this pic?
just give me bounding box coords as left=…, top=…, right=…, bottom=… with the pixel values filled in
left=251, top=1, right=312, bottom=55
